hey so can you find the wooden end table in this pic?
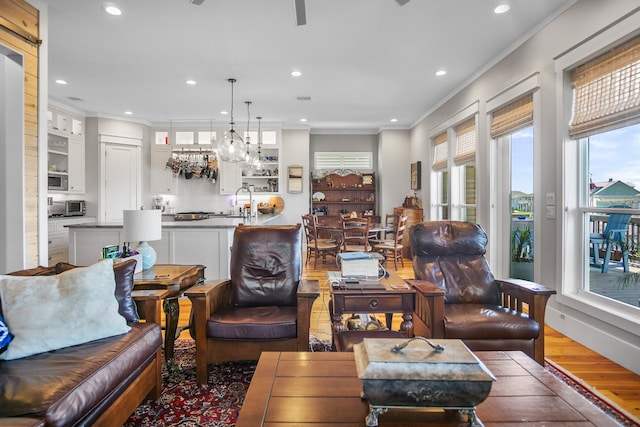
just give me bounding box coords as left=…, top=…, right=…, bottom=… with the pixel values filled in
left=329, top=269, right=415, bottom=341
left=134, top=264, right=205, bottom=369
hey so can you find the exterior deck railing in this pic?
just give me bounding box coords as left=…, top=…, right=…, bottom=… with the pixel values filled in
left=590, top=214, right=640, bottom=261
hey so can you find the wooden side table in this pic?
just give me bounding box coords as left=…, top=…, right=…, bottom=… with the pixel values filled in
left=329, top=270, right=415, bottom=342
left=131, top=289, right=170, bottom=325
left=134, top=264, right=205, bottom=368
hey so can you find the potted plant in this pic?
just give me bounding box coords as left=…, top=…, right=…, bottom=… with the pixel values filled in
left=511, top=224, right=533, bottom=280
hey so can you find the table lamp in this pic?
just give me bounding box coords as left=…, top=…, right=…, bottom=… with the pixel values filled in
left=123, top=209, right=162, bottom=269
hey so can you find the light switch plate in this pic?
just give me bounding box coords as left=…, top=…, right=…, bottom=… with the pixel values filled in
left=546, top=206, right=556, bottom=219
left=546, top=192, right=556, bottom=205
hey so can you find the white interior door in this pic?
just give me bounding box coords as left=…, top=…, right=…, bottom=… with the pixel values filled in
left=101, top=141, right=141, bottom=223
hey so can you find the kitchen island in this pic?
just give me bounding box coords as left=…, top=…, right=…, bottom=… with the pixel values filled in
left=67, top=213, right=282, bottom=279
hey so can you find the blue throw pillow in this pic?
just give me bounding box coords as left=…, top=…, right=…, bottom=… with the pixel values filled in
left=0, top=315, right=14, bottom=354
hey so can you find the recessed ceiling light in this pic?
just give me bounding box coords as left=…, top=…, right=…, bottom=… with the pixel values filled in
left=291, top=70, right=302, bottom=77
left=220, top=111, right=228, bottom=115
left=435, top=70, right=447, bottom=76
left=185, top=79, right=196, bottom=85
left=494, top=4, right=510, bottom=14
left=55, top=79, right=67, bottom=85
left=103, top=4, right=122, bottom=15
left=124, top=111, right=133, bottom=115
left=300, top=118, right=307, bottom=122
left=390, top=118, right=398, bottom=123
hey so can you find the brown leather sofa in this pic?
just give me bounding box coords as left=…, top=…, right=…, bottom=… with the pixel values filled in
left=408, top=221, right=556, bottom=365
left=0, top=260, right=162, bottom=427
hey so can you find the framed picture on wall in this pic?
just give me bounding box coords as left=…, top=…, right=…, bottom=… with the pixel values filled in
left=411, top=161, right=421, bottom=190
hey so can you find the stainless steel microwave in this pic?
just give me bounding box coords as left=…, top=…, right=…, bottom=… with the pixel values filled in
left=48, top=174, right=68, bottom=191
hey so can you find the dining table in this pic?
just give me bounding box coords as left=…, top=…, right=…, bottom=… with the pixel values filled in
left=317, top=222, right=393, bottom=249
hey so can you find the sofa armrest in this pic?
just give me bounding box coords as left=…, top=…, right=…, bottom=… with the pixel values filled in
left=406, top=279, right=445, bottom=338
left=296, top=279, right=320, bottom=351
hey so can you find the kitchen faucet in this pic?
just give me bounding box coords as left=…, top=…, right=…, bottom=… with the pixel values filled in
left=235, top=185, right=254, bottom=217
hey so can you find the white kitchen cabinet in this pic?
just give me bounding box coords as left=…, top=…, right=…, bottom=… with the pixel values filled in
left=48, top=107, right=85, bottom=194
left=219, top=160, right=243, bottom=194
left=68, top=226, right=234, bottom=279
left=151, top=146, right=178, bottom=194
left=67, top=137, right=85, bottom=193
left=47, top=108, right=68, bottom=135
left=48, top=217, right=96, bottom=266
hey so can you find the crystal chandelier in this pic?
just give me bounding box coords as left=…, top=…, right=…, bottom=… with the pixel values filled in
left=217, top=78, right=245, bottom=163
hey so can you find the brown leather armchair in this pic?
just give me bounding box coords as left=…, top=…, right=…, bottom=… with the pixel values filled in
left=408, top=221, right=555, bottom=365
left=186, top=224, right=320, bottom=384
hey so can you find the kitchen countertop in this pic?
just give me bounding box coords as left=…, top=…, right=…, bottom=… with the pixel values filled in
left=66, top=213, right=282, bottom=229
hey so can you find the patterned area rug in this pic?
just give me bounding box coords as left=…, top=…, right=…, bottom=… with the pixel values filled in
left=544, top=358, right=640, bottom=427
left=124, top=337, right=331, bottom=427
left=125, top=340, right=636, bottom=426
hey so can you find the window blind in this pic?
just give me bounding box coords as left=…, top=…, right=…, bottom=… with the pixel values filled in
left=490, top=94, right=533, bottom=139
left=454, top=118, right=477, bottom=165
left=569, top=35, right=640, bottom=139
left=432, top=132, right=448, bottom=171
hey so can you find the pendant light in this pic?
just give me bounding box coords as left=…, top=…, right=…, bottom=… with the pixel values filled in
left=243, top=101, right=259, bottom=176
left=217, top=78, right=245, bottom=163
left=254, top=116, right=263, bottom=172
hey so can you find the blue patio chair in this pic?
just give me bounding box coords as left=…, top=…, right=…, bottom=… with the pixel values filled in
left=590, top=213, right=632, bottom=273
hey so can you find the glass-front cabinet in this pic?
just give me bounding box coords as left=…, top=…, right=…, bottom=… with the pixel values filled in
left=151, top=126, right=281, bottom=196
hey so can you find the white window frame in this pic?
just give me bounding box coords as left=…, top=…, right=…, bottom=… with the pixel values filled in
left=486, top=74, right=540, bottom=279
left=314, top=151, right=373, bottom=170
left=555, top=16, right=640, bottom=334
left=428, top=103, right=479, bottom=221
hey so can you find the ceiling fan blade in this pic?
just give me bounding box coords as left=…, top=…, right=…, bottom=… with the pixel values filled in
left=293, top=0, right=306, bottom=26
left=395, top=0, right=410, bottom=5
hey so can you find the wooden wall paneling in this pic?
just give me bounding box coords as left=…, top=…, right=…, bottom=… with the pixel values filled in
left=0, top=0, right=40, bottom=267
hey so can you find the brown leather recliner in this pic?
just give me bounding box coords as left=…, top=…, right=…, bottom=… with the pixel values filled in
left=408, top=221, right=555, bottom=365
left=187, top=224, right=320, bottom=384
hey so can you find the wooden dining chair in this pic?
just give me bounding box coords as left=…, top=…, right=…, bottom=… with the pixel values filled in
left=302, top=214, right=340, bottom=268
left=384, top=213, right=396, bottom=240
left=373, top=215, right=407, bottom=270
left=341, top=216, right=372, bottom=252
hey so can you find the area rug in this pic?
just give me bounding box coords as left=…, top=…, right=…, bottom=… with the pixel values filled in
left=125, top=341, right=636, bottom=426
left=544, top=358, right=640, bottom=427
left=124, top=337, right=331, bottom=427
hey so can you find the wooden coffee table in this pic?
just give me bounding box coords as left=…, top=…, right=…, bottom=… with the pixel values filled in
left=236, top=351, right=617, bottom=426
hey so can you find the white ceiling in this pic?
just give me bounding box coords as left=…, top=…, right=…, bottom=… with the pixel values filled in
left=41, top=0, right=575, bottom=133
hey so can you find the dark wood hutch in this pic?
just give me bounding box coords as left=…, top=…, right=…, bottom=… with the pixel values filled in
left=311, top=171, right=379, bottom=228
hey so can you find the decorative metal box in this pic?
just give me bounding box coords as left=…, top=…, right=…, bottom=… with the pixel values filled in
left=353, top=338, right=495, bottom=426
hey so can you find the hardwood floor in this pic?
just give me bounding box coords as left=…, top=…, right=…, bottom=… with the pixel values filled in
left=175, top=256, right=640, bottom=420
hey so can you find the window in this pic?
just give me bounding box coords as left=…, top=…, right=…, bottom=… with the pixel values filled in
left=314, top=152, right=373, bottom=170
left=454, top=118, right=477, bottom=222
left=566, top=34, right=640, bottom=310
left=488, top=84, right=536, bottom=280
left=431, top=132, right=448, bottom=219
left=429, top=103, right=479, bottom=222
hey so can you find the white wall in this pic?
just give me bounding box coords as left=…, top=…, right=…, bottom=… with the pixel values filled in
left=410, top=0, right=640, bottom=373
left=279, top=129, right=311, bottom=225
left=378, top=129, right=411, bottom=217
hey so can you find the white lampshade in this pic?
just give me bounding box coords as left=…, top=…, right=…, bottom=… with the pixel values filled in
left=123, top=209, right=162, bottom=242
left=123, top=209, right=162, bottom=270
